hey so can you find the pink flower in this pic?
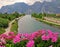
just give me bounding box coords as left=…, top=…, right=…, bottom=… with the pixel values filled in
left=6, top=32, right=16, bottom=40
left=13, top=34, right=21, bottom=44
left=41, top=34, right=49, bottom=40
left=0, top=38, right=6, bottom=45
left=51, top=37, right=57, bottom=42
left=23, top=33, right=30, bottom=40
left=30, top=31, right=40, bottom=40
left=0, top=42, right=2, bottom=45
left=53, top=32, right=59, bottom=38
left=9, top=32, right=15, bottom=36
left=49, top=45, right=53, bottom=47
left=41, top=29, right=46, bottom=35
left=23, top=33, right=29, bottom=38
left=0, top=46, right=5, bottom=47
left=0, top=34, right=8, bottom=38
left=6, top=35, right=15, bottom=40
left=22, top=38, right=28, bottom=41
left=13, top=36, right=21, bottom=44
left=26, top=40, right=34, bottom=47
left=47, top=30, right=58, bottom=42
left=17, top=34, right=22, bottom=37
left=47, top=30, right=54, bottom=38
left=29, top=34, right=35, bottom=40
left=48, top=30, right=53, bottom=35
left=0, top=38, right=6, bottom=47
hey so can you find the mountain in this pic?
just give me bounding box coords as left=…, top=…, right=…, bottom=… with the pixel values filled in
left=0, top=0, right=60, bottom=14
left=0, top=2, right=29, bottom=14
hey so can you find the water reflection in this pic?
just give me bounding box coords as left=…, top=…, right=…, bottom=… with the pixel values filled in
left=18, top=15, right=60, bottom=33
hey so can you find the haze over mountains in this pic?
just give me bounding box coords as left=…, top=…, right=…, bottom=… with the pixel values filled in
left=0, top=0, right=60, bottom=14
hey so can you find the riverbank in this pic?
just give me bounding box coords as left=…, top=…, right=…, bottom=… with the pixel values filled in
left=11, top=16, right=24, bottom=34
left=44, top=17, right=60, bottom=24
left=0, top=13, right=25, bottom=34
left=31, top=13, right=60, bottom=29
left=4, top=16, right=24, bottom=35
left=11, top=20, right=18, bottom=34
left=0, top=28, right=5, bottom=34
left=34, top=17, right=60, bottom=29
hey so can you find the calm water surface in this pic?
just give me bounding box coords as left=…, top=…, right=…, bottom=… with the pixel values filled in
left=18, top=15, right=60, bottom=33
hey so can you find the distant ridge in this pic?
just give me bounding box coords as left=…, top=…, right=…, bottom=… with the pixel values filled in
left=0, top=0, right=60, bottom=14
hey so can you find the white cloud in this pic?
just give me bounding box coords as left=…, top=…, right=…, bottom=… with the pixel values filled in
left=0, top=0, right=52, bottom=8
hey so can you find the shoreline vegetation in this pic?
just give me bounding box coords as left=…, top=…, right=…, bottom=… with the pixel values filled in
left=35, top=18, right=60, bottom=29
left=10, top=16, right=24, bottom=34
left=0, top=12, right=25, bottom=34
left=11, top=20, right=18, bottom=34
left=32, top=13, right=60, bottom=29
left=4, top=16, right=24, bottom=35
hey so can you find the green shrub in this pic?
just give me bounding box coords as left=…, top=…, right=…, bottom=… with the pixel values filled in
left=0, top=28, right=5, bottom=34
left=0, top=18, right=9, bottom=28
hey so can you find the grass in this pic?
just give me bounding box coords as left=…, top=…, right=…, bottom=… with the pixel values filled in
left=11, top=20, right=18, bottom=34
left=41, top=19, right=60, bottom=28
left=35, top=18, right=60, bottom=29
left=0, top=28, right=5, bottom=34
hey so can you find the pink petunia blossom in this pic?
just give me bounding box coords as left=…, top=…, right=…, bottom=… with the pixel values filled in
left=0, top=38, right=6, bottom=45
left=41, top=34, right=49, bottom=40
left=13, top=34, right=21, bottom=44
left=51, top=37, right=58, bottom=42
left=30, top=31, right=40, bottom=40
left=47, top=30, right=54, bottom=38
left=6, top=35, right=15, bottom=40
left=41, top=29, right=46, bottom=35
left=23, top=33, right=31, bottom=40
left=9, top=32, right=15, bottom=36
left=0, top=34, right=8, bottom=38
left=26, top=40, right=34, bottom=47
left=0, top=46, right=5, bottom=47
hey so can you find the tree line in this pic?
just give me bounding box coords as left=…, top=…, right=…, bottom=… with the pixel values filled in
left=31, top=13, right=59, bottom=19
left=0, top=12, right=25, bottom=28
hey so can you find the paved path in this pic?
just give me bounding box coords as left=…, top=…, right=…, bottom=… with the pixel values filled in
left=4, top=19, right=15, bottom=35
left=44, top=17, right=60, bottom=24
left=4, top=17, right=23, bottom=35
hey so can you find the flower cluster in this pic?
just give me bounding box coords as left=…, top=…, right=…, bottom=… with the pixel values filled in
left=41, top=30, right=59, bottom=42
left=0, top=30, right=59, bottom=47
left=26, top=40, right=34, bottom=47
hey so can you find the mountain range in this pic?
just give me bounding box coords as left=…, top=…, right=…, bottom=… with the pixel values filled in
left=0, top=0, right=60, bottom=14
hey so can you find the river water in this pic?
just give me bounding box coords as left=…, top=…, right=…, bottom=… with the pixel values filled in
left=18, top=15, right=60, bottom=33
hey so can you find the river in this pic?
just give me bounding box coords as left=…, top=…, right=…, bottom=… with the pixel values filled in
left=18, top=15, right=60, bottom=33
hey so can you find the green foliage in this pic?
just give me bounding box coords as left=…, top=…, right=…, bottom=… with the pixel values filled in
left=5, top=37, right=60, bottom=47
left=0, top=28, right=5, bottom=34
left=46, top=13, right=56, bottom=17
left=34, top=37, right=60, bottom=47
left=11, top=20, right=18, bottom=34
left=0, top=12, right=25, bottom=28
left=32, top=13, right=56, bottom=19
left=0, top=12, right=25, bottom=34
left=5, top=40, right=28, bottom=47
left=0, top=12, right=25, bottom=21
left=32, top=13, right=43, bottom=19
left=0, top=18, right=9, bottom=28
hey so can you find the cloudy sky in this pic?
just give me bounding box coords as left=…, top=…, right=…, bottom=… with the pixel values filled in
left=0, top=0, right=52, bottom=8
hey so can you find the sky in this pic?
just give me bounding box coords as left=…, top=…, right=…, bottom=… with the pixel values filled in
left=0, top=0, right=52, bottom=8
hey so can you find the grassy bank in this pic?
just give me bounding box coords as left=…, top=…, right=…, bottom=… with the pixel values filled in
left=35, top=18, right=60, bottom=29
left=0, top=28, right=5, bottom=34
left=10, top=20, right=18, bottom=34
left=0, top=12, right=25, bottom=34
left=31, top=13, right=60, bottom=29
